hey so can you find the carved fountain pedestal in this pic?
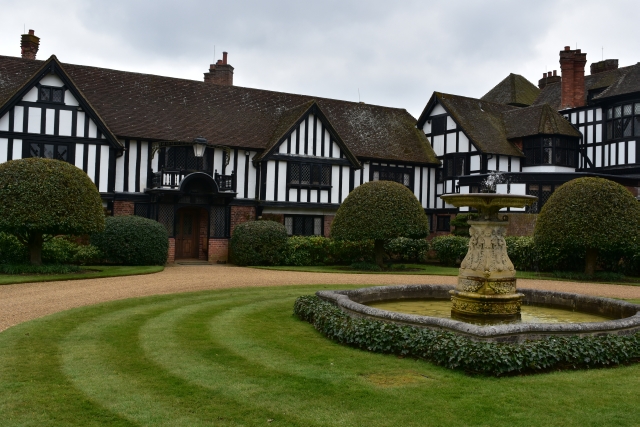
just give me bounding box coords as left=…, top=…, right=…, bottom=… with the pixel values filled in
left=440, top=193, right=537, bottom=321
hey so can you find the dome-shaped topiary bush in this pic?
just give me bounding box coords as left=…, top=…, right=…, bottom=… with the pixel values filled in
left=0, top=158, right=105, bottom=265
left=91, top=216, right=169, bottom=265
left=534, top=177, right=640, bottom=275
left=331, top=180, right=429, bottom=267
left=230, top=220, right=288, bottom=266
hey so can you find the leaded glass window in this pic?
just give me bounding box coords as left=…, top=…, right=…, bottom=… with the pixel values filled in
left=164, top=147, right=209, bottom=172
left=606, top=103, right=640, bottom=141
left=523, top=136, right=577, bottom=167
left=28, top=142, right=69, bottom=162
left=288, top=162, right=331, bottom=188
left=38, top=86, right=64, bottom=104
left=372, top=164, right=414, bottom=190
left=284, top=215, right=323, bottom=236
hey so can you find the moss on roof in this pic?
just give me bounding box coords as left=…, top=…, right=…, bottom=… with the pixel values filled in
left=481, top=73, right=540, bottom=107
left=503, top=104, right=581, bottom=139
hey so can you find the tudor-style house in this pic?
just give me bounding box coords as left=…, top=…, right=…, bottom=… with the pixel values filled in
left=416, top=46, right=640, bottom=231
left=0, top=31, right=440, bottom=262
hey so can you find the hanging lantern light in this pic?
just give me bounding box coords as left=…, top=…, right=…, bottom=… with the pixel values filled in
left=192, top=136, right=208, bottom=158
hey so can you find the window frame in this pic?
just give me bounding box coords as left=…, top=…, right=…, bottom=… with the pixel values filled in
left=605, top=102, right=640, bottom=141
left=24, top=140, right=74, bottom=163
left=287, top=162, right=332, bottom=190
left=37, top=84, right=65, bottom=104
left=284, top=215, right=324, bottom=236
left=161, top=146, right=212, bottom=173
left=371, top=164, right=414, bottom=190
left=523, top=136, right=578, bottom=168
left=436, top=215, right=451, bottom=232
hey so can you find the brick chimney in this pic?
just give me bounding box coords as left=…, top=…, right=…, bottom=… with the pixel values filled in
left=204, top=52, right=234, bottom=86
left=538, top=70, right=561, bottom=89
left=559, top=46, right=587, bottom=109
left=21, top=30, right=40, bottom=60
left=590, top=59, right=618, bottom=75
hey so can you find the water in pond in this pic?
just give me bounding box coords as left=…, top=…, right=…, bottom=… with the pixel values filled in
left=367, top=299, right=613, bottom=325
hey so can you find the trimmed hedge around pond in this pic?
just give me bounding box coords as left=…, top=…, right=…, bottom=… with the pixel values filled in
left=294, top=295, right=640, bottom=376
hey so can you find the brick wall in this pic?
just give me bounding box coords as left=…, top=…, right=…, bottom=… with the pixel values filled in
left=113, top=200, right=134, bottom=216
left=323, top=215, right=335, bottom=237
left=230, top=206, right=256, bottom=236
left=199, top=208, right=208, bottom=260
left=167, top=238, right=175, bottom=263
left=208, top=239, right=229, bottom=263
left=506, top=213, right=537, bottom=236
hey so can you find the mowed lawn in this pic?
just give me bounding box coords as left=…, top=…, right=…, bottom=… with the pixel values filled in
left=1, top=285, right=638, bottom=426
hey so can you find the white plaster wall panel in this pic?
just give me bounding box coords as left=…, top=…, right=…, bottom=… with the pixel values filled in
left=265, top=160, right=276, bottom=201
left=587, top=125, right=593, bottom=144
left=430, top=104, right=446, bottom=116
left=75, top=144, right=84, bottom=169
left=28, top=107, right=41, bottom=133
left=88, top=120, right=97, bottom=139
left=45, top=109, right=55, bottom=135
left=289, top=130, right=297, bottom=154
left=341, top=166, right=350, bottom=202
left=470, top=143, right=476, bottom=152
left=64, top=91, right=79, bottom=106
left=587, top=110, right=593, bottom=122
left=619, top=142, right=626, bottom=165
left=433, top=135, right=444, bottom=156
left=332, top=142, right=340, bottom=158
left=236, top=155, right=246, bottom=198
left=151, top=150, right=159, bottom=173
left=59, top=110, right=73, bottom=136
left=289, top=188, right=298, bottom=202
left=611, top=144, right=617, bottom=166
left=487, top=156, right=496, bottom=171
left=247, top=157, right=257, bottom=198
left=310, top=189, right=318, bottom=202
left=459, top=133, right=469, bottom=152
left=428, top=169, right=435, bottom=209
left=496, top=183, right=508, bottom=194
left=331, top=165, right=340, bottom=202
left=22, top=87, right=38, bottom=102
left=300, top=189, right=308, bottom=202
left=127, top=141, right=137, bottom=191
left=595, top=124, right=602, bottom=143
left=324, top=130, right=330, bottom=157
left=99, top=145, right=110, bottom=192
left=460, top=185, right=469, bottom=194
left=422, top=121, right=431, bottom=134
left=579, top=111, right=585, bottom=123
left=604, top=145, right=609, bottom=166
left=522, top=165, right=576, bottom=173
left=212, top=148, right=223, bottom=174
left=511, top=157, right=520, bottom=172
left=446, top=116, right=456, bottom=130
left=76, top=112, right=85, bottom=137
left=13, top=106, right=24, bottom=132
left=587, top=146, right=593, bottom=164
left=226, top=150, right=235, bottom=175
left=629, top=141, right=636, bottom=164
left=306, top=114, right=314, bottom=155
left=316, top=119, right=323, bottom=157
left=139, top=142, right=148, bottom=191
left=445, top=180, right=452, bottom=193
left=595, top=147, right=602, bottom=167
left=277, top=139, right=286, bottom=154
left=0, top=112, right=8, bottom=131
left=39, top=74, right=64, bottom=86
left=277, top=161, right=287, bottom=201
left=499, top=156, right=509, bottom=172
left=470, top=155, right=480, bottom=171
left=596, top=108, right=602, bottom=121
left=12, top=139, right=22, bottom=160
left=115, top=153, right=125, bottom=192
left=87, top=145, right=97, bottom=183
left=354, top=167, right=361, bottom=189
left=423, top=168, right=431, bottom=208
left=413, top=168, right=421, bottom=201
left=571, top=112, right=577, bottom=123
left=300, top=121, right=308, bottom=154
left=362, top=162, right=370, bottom=184
left=511, top=183, right=526, bottom=195
left=319, top=189, right=327, bottom=203
left=436, top=183, right=443, bottom=195
left=446, top=136, right=456, bottom=154
left=0, top=138, right=7, bottom=164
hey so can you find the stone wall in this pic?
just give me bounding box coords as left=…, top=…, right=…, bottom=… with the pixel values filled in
left=505, top=213, right=537, bottom=236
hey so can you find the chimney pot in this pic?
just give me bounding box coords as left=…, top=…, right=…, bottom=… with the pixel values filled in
left=564, top=46, right=571, bottom=51
left=553, top=70, right=557, bottom=76
left=222, top=52, right=228, bottom=64
left=28, top=29, right=34, bottom=35
left=204, top=52, right=234, bottom=86
left=20, top=30, right=40, bottom=60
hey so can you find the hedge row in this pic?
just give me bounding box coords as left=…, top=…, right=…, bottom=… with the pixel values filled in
left=294, top=295, right=640, bottom=376
left=0, top=233, right=100, bottom=265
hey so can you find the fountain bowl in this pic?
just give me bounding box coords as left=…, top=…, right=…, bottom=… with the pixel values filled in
left=317, top=285, right=640, bottom=343
left=440, top=193, right=537, bottom=220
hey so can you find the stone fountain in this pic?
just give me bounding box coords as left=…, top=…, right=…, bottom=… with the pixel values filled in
left=440, top=186, right=536, bottom=321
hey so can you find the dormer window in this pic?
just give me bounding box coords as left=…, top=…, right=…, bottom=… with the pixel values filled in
left=38, top=85, right=65, bottom=104
left=523, top=136, right=577, bottom=167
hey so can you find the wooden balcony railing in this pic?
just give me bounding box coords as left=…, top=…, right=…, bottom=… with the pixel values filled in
left=151, top=170, right=236, bottom=192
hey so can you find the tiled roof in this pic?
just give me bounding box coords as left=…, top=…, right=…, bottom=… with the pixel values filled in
left=431, top=93, right=524, bottom=157
left=481, top=73, right=540, bottom=107
left=503, top=104, right=581, bottom=139
left=0, top=55, right=439, bottom=165
left=532, top=64, right=639, bottom=108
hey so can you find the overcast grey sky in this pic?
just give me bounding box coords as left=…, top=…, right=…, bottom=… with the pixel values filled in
left=1, top=0, right=639, bottom=117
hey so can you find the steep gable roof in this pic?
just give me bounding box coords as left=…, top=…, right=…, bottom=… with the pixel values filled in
left=481, top=73, right=540, bottom=107
left=503, top=104, right=581, bottom=139
left=0, top=55, right=122, bottom=150
left=593, top=62, right=640, bottom=100
left=0, top=55, right=438, bottom=165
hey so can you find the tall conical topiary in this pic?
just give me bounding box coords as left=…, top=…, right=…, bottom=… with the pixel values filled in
left=0, top=158, right=105, bottom=265
left=331, top=180, right=429, bottom=267
left=534, top=177, right=640, bottom=275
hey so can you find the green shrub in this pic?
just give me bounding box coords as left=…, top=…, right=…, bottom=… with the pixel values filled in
left=230, top=220, right=288, bottom=266
left=534, top=177, right=640, bottom=274
left=0, top=232, right=28, bottom=264
left=430, top=235, right=469, bottom=266
left=384, top=237, right=429, bottom=263
left=504, top=236, right=537, bottom=271
left=328, top=239, right=375, bottom=264
left=0, top=263, right=80, bottom=275
left=282, top=236, right=332, bottom=266
left=294, top=295, right=640, bottom=376
left=331, top=181, right=429, bottom=267
left=0, top=158, right=105, bottom=265
left=0, top=233, right=100, bottom=266
left=91, top=216, right=168, bottom=265
left=450, top=213, right=477, bottom=237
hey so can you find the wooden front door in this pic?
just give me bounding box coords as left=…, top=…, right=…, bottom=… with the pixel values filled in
left=175, top=208, right=199, bottom=259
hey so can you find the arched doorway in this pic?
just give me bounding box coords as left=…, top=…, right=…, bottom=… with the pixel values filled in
left=175, top=207, right=209, bottom=260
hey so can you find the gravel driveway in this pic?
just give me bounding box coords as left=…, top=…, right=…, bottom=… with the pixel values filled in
left=1, top=264, right=640, bottom=332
